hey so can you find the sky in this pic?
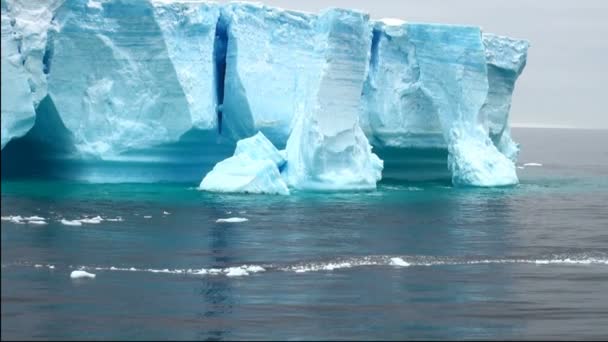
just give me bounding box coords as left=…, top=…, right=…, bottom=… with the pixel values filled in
left=219, top=0, right=608, bottom=129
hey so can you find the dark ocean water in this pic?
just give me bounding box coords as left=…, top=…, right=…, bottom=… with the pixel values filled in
left=2, top=128, right=608, bottom=340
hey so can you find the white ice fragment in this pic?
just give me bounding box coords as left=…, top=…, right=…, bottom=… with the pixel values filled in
left=28, top=220, right=47, bottom=225
left=524, top=163, right=543, bottom=167
left=79, top=216, right=103, bottom=224
left=48, top=265, right=55, bottom=269
left=216, top=217, right=249, bottom=223
left=106, top=216, right=124, bottom=222
left=225, top=267, right=249, bottom=277
left=60, top=219, right=82, bottom=226
left=200, top=132, right=290, bottom=195
left=70, top=270, right=96, bottom=279
left=24, top=216, right=45, bottom=221
left=163, top=211, right=170, bottom=215
left=390, top=257, right=410, bottom=267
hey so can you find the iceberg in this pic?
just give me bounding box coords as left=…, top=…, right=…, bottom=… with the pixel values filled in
left=0, top=1, right=529, bottom=188
left=199, top=132, right=289, bottom=195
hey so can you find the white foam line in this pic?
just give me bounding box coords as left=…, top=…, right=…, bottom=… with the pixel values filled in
left=12, top=255, right=608, bottom=277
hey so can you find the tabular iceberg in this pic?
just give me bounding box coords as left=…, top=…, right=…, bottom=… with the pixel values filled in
left=0, top=0, right=530, bottom=188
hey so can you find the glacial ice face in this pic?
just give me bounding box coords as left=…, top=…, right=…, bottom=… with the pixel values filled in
left=1, top=0, right=63, bottom=148
left=283, top=9, right=383, bottom=191
left=1, top=1, right=36, bottom=148
left=220, top=3, right=319, bottom=144
left=151, top=0, right=220, bottom=130
left=47, top=0, right=217, bottom=157
left=405, top=23, right=518, bottom=186
left=360, top=21, right=444, bottom=149
left=481, top=33, right=529, bottom=161
left=199, top=132, right=289, bottom=195
left=1, top=1, right=529, bottom=187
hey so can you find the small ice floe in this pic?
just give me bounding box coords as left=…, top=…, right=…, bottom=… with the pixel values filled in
left=224, top=265, right=265, bottom=277
left=28, top=220, right=48, bottom=225
left=79, top=216, right=103, bottom=224
left=524, top=163, right=543, bottom=167
left=2, top=215, right=25, bottom=224
left=225, top=267, right=249, bottom=277
left=216, top=217, right=248, bottom=223
left=143, top=215, right=152, bottom=219
left=48, top=265, right=55, bottom=269
left=163, top=211, right=170, bottom=215
left=517, top=166, right=525, bottom=169
left=105, top=216, right=124, bottom=222
left=24, top=216, right=45, bottom=221
left=70, top=270, right=96, bottom=279
left=390, top=257, right=410, bottom=267
left=60, top=219, right=82, bottom=226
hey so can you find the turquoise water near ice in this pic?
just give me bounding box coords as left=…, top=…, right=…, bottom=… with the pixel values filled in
left=2, top=128, right=608, bottom=340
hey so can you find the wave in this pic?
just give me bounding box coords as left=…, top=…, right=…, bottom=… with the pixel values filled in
left=4, top=253, right=607, bottom=278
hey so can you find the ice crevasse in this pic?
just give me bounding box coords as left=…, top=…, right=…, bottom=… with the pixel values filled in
left=0, top=0, right=530, bottom=190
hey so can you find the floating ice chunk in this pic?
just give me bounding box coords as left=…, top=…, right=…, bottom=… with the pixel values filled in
left=524, top=163, right=542, bottom=167
left=60, top=219, right=82, bottom=226
left=200, top=133, right=290, bottom=195
left=48, top=265, right=55, bottom=269
left=2, top=215, right=25, bottom=224
left=234, top=132, right=286, bottom=168
left=24, top=216, right=45, bottom=221
left=28, top=220, right=48, bottom=225
left=216, top=217, right=248, bottom=223
left=244, top=265, right=265, bottom=273
left=70, top=270, right=96, bottom=279
left=79, top=216, right=103, bottom=224
left=162, top=211, right=170, bottom=215
left=105, top=216, right=124, bottom=222
left=225, top=267, right=249, bottom=277
left=390, top=257, right=410, bottom=267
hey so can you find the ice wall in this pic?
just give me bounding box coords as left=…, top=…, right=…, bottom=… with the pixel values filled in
left=1, top=0, right=529, bottom=187
left=283, top=9, right=383, bottom=190
left=46, top=0, right=221, bottom=157
left=481, top=33, right=529, bottom=161
left=220, top=3, right=319, bottom=145
left=1, top=0, right=62, bottom=148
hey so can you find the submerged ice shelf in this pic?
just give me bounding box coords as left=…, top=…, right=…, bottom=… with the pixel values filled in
left=0, top=0, right=529, bottom=189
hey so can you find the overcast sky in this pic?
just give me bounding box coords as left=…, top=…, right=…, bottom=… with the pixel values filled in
left=219, top=0, right=607, bottom=129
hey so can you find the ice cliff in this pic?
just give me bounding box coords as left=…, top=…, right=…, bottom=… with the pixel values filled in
left=0, top=0, right=529, bottom=189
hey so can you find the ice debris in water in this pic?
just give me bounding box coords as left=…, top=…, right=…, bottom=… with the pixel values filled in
left=60, top=219, right=83, bottom=226
left=79, top=216, right=103, bottom=224
left=390, top=257, right=410, bottom=267
left=524, top=163, right=543, bottom=167
left=200, top=132, right=289, bottom=195
left=216, top=217, right=249, bottom=223
left=70, top=270, right=96, bottom=279
left=2, top=215, right=48, bottom=225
